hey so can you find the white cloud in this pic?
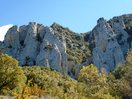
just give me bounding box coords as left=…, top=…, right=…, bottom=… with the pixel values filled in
left=0, top=24, right=13, bottom=41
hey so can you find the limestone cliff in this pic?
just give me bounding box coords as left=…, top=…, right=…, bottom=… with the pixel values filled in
left=3, top=22, right=67, bottom=74
left=85, top=14, right=132, bottom=71
left=0, top=14, right=132, bottom=75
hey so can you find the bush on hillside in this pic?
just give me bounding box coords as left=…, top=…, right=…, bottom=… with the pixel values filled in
left=0, top=51, right=26, bottom=95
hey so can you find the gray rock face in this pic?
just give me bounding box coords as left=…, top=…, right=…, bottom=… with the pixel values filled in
left=4, top=26, right=20, bottom=58
left=0, top=41, right=4, bottom=49
left=2, top=22, right=67, bottom=74
left=109, top=16, right=129, bottom=55
left=36, top=26, right=67, bottom=74
left=0, top=14, right=132, bottom=74
left=90, top=16, right=132, bottom=71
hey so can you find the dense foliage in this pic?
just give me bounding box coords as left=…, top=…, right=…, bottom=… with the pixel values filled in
left=0, top=52, right=26, bottom=95
left=0, top=50, right=132, bottom=99
left=112, top=50, right=132, bottom=98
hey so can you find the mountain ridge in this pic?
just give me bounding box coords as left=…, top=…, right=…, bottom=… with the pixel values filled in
left=0, top=14, right=132, bottom=76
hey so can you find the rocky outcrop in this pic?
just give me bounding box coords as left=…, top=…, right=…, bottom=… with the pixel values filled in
left=0, top=41, right=4, bottom=49
left=85, top=14, right=132, bottom=71
left=2, top=22, right=67, bottom=74
left=91, top=18, right=125, bottom=71
left=0, top=14, right=132, bottom=74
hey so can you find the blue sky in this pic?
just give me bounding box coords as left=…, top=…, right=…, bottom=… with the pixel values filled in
left=0, top=0, right=132, bottom=32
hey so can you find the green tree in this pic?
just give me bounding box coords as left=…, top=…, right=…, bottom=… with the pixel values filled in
left=0, top=52, right=26, bottom=95
left=78, top=64, right=116, bottom=99
left=113, top=50, right=132, bottom=98
left=22, top=66, right=83, bottom=98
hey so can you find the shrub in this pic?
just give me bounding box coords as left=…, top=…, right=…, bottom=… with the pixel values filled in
left=0, top=52, right=26, bottom=95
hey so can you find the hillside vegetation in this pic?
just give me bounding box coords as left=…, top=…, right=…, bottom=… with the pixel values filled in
left=0, top=50, right=132, bottom=99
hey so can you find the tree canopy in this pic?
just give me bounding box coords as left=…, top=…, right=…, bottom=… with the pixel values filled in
left=0, top=50, right=132, bottom=98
